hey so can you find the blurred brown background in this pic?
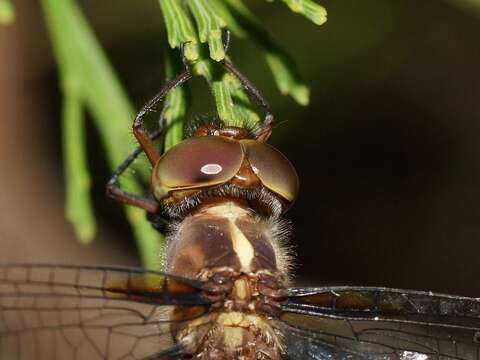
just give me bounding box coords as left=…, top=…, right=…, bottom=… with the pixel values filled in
left=1, top=0, right=479, bottom=295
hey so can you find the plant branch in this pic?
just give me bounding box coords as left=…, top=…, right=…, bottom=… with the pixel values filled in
left=160, top=0, right=327, bottom=114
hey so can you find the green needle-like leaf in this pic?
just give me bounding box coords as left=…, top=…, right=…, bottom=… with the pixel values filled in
left=187, top=0, right=226, bottom=61
left=41, top=0, right=164, bottom=269
left=159, top=0, right=199, bottom=61
left=281, top=0, right=327, bottom=25
left=63, top=88, right=96, bottom=244
left=0, top=0, right=15, bottom=25
left=209, top=0, right=247, bottom=37
left=212, top=77, right=238, bottom=125
left=265, top=51, right=310, bottom=105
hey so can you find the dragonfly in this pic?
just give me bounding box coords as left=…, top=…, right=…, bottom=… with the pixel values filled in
left=1, top=44, right=480, bottom=359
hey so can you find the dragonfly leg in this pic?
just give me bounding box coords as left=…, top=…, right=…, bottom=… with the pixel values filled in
left=133, top=68, right=192, bottom=165
left=106, top=127, right=163, bottom=213
left=106, top=185, right=159, bottom=213
left=220, top=30, right=273, bottom=140
left=222, top=28, right=231, bottom=54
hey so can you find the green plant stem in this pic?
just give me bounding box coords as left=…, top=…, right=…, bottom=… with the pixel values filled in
left=193, top=55, right=260, bottom=128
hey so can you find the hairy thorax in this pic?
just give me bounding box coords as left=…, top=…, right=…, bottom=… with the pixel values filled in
left=166, top=202, right=291, bottom=359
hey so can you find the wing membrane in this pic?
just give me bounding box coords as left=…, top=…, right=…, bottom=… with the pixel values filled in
left=0, top=264, right=210, bottom=360
left=281, top=286, right=480, bottom=360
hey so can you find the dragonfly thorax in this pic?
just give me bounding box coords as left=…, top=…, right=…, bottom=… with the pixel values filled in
left=166, top=202, right=292, bottom=279
left=166, top=201, right=291, bottom=359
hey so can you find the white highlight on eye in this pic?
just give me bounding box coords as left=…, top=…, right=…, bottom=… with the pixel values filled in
left=201, top=163, right=223, bottom=175
left=400, top=351, right=428, bottom=360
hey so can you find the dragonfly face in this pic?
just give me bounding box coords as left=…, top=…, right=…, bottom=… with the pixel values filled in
left=2, top=59, right=480, bottom=360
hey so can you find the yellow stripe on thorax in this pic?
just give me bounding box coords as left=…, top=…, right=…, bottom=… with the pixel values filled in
left=204, top=202, right=254, bottom=273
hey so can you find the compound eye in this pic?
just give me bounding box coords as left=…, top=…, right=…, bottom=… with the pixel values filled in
left=152, top=136, right=244, bottom=200
left=241, top=140, right=299, bottom=203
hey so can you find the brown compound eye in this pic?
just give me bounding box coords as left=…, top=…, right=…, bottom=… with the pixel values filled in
left=241, top=139, right=299, bottom=203
left=152, top=136, right=244, bottom=200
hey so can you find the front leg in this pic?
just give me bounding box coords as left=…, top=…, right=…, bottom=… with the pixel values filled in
left=106, top=128, right=163, bottom=213
left=133, top=69, right=192, bottom=165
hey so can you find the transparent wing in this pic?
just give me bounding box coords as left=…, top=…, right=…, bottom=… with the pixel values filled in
left=0, top=264, right=210, bottom=360
left=281, top=286, right=480, bottom=360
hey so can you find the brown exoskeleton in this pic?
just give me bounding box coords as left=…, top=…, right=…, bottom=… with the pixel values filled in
left=106, top=46, right=299, bottom=359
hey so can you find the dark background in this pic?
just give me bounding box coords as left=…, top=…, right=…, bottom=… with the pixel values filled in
left=1, top=0, right=479, bottom=296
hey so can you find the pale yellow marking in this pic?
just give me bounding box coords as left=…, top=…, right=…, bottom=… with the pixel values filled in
left=203, top=202, right=255, bottom=272
left=218, top=311, right=245, bottom=326
left=216, top=312, right=285, bottom=352
left=229, top=220, right=254, bottom=272
left=202, top=202, right=249, bottom=219
left=233, top=278, right=249, bottom=300
left=224, top=327, right=245, bottom=349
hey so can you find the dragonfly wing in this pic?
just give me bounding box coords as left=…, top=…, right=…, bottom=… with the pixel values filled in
left=281, top=324, right=374, bottom=360
left=280, top=286, right=480, bottom=360
left=0, top=264, right=209, bottom=360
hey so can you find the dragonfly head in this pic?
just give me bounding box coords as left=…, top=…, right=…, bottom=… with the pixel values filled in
left=151, top=125, right=299, bottom=218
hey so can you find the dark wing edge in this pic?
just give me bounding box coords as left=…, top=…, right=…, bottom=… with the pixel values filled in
left=280, top=286, right=480, bottom=360
left=0, top=263, right=208, bottom=305
left=0, top=264, right=210, bottom=360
